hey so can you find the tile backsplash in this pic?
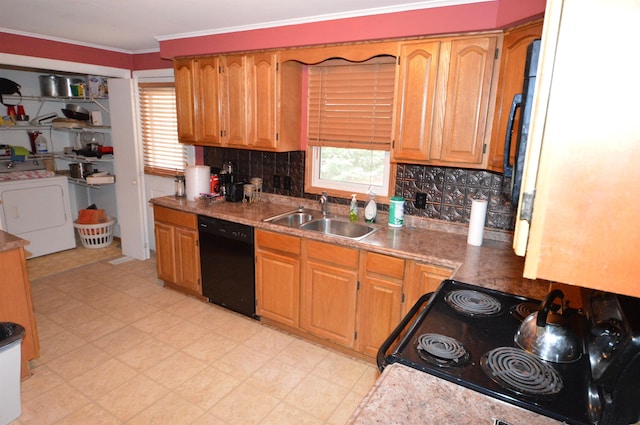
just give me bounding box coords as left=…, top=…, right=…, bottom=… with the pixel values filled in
left=204, top=147, right=516, bottom=231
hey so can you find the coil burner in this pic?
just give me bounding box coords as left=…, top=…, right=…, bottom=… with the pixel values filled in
left=481, top=347, right=563, bottom=397
left=416, top=333, right=470, bottom=367
left=510, top=302, right=541, bottom=322
left=445, top=289, right=502, bottom=317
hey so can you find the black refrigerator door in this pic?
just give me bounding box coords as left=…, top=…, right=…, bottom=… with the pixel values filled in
left=504, top=39, right=541, bottom=206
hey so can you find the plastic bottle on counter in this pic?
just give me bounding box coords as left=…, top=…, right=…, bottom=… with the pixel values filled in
left=349, top=194, right=358, bottom=222
left=364, top=189, right=377, bottom=223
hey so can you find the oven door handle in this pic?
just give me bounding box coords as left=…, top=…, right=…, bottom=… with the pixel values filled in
left=376, top=292, right=434, bottom=372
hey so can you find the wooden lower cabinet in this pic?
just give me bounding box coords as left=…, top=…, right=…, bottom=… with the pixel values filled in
left=254, top=230, right=453, bottom=359
left=300, top=239, right=359, bottom=349
left=357, top=252, right=405, bottom=358
left=402, top=260, right=453, bottom=316
left=153, top=205, right=201, bottom=296
left=255, top=230, right=301, bottom=327
left=0, top=245, right=40, bottom=379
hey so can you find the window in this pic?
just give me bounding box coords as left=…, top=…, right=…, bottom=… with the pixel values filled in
left=306, top=57, right=395, bottom=199
left=138, top=83, right=186, bottom=176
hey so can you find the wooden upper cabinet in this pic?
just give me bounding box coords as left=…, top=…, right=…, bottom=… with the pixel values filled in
left=174, top=56, right=224, bottom=146
left=222, top=54, right=248, bottom=148
left=249, top=53, right=277, bottom=149
left=487, top=20, right=544, bottom=172
left=392, top=40, right=440, bottom=162
left=174, top=58, right=197, bottom=143
left=392, top=34, right=500, bottom=167
left=198, top=57, right=224, bottom=145
left=247, top=54, right=302, bottom=151
left=435, top=36, right=498, bottom=164
left=175, top=52, right=302, bottom=151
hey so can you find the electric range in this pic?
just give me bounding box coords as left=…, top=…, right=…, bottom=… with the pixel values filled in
left=378, top=279, right=592, bottom=425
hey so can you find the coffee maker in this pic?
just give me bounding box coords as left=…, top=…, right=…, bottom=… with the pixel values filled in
left=219, top=161, right=244, bottom=202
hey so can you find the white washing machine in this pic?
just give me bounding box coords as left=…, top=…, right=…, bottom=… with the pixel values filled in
left=0, top=175, right=76, bottom=258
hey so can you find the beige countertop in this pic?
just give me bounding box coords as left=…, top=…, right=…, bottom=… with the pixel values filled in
left=0, top=230, right=29, bottom=253
left=150, top=193, right=550, bottom=300
left=348, top=363, right=562, bottom=425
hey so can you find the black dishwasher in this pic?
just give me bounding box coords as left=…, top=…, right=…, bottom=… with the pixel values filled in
left=198, top=215, right=257, bottom=319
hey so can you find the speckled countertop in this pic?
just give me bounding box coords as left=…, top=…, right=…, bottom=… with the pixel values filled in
left=0, top=230, right=29, bottom=253
left=348, top=363, right=563, bottom=425
left=150, top=193, right=550, bottom=300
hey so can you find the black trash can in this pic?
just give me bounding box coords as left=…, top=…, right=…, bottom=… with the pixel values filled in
left=0, top=322, right=25, bottom=425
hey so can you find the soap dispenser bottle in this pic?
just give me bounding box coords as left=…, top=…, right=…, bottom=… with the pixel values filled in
left=349, top=194, right=358, bottom=222
left=364, top=189, right=377, bottom=223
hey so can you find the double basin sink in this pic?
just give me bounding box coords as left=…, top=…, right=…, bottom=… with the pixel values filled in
left=264, top=207, right=379, bottom=240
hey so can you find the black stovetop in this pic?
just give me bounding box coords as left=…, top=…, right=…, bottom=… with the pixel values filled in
left=383, top=280, right=592, bottom=425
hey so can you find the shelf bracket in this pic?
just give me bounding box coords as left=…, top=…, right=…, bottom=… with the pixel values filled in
left=90, top=97, right=111, bottom=115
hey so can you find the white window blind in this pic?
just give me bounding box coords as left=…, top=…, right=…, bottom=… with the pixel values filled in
left=139, top=83, right=185, bottom=176
left=307, top=57, right=396, bottom=150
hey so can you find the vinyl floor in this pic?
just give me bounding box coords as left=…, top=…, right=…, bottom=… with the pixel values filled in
left=13, top=247, right=378, bottom=424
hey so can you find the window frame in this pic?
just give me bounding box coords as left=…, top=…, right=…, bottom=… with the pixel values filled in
left=138, top=82, right=186, bottom=177
left=304, top=57, right=396, bottom=201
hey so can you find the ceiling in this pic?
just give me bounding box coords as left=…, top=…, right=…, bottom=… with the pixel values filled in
left=1, top=0, right=488, bottom=53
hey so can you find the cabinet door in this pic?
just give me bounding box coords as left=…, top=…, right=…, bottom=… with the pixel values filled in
left=174, top=58, right=197, bottom=143
left=487, top=21, right=543, bottom=172
left=198, top=56, right=224, bottom=145
left=359, top=276, right=403, bottom=357
left=154, top=222, right=176, bottom=283
left=174, top=227, right=201, bottom=294
left=392, top=41, right=441, bottom=162
left=434, top=35, right=498, bottom=164
left=301, top=259, right=358, bottom=348
left=248, top=53, right=277, bottom=149
left=256, top=249, right=300, bottom=327
left=402, top=261, right=452, bottom=316
left=514, top=0, right=640, bottom=298
left=223, top=55, right=248, bottom=147
left=358, top=252, right=405, bottom=358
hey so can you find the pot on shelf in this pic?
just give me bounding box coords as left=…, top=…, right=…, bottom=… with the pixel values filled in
left=514, top=289, right=584, bottom=363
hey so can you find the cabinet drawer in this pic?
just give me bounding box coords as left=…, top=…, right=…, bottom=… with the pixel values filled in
left=256, top=229, right=301, bottom=255
left=305, top=239, right=358, bottom=269
left=153, top=205, right=197, bottom=230
left=365, top=252, right=405, bottom=280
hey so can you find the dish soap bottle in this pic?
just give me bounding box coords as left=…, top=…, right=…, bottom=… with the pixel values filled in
left=349, top=194, right=358, bottom=222
left=365, top=189, right=377, bottom=223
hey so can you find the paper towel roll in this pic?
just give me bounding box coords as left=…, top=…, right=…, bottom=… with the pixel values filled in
left=467, top=199, right=488, bottom=246
left=185, top=165, right=211, bottom=201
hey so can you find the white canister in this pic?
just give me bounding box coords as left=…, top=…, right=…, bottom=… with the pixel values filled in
left=388, top=196, right=405, bottom=227
left=185, top=165, right=211, bottom=201
left=467, top=199, right=488, bottom=246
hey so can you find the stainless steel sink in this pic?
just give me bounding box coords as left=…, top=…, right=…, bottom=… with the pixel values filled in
left=264, top=208, right=379, bottom=240
left=263, top=208, right=323, bottom=227
left=270, top=211, right=315, bottom=227
left=300, top=217, right=379, bottom=240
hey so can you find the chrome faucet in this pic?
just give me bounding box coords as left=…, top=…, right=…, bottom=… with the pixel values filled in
left=319, top=191, right=329, bottom=216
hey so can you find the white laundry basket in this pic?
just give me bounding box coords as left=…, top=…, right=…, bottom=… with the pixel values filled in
left=0, top=322, right=25, bottom=425
left=74, top=218, right=116, bottom=248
